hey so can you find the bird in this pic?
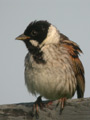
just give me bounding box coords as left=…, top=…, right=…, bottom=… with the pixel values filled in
left=16, top=20, right=85, bottom=115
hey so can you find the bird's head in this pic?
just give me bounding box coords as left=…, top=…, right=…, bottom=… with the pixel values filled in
left=16, top=20, right=60, bottom=49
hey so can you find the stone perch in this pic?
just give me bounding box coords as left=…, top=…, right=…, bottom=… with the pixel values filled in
left=0, top=98, right=90, bottom=120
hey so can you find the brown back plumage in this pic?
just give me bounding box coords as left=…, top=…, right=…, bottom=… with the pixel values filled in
left=60, top=33, right=85, bottom=98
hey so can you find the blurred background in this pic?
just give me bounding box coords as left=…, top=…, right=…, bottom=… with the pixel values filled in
left=0, top=0, right=90, bottom=105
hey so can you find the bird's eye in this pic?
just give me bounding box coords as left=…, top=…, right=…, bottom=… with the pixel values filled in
left=31, top=30, right=38, bottom=36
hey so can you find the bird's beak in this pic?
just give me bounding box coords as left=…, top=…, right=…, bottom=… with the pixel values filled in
left=15, top=34, right=30, bottom=41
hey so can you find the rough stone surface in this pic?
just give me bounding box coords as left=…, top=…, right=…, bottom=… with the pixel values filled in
left=0, top=98, right=90, bottom=120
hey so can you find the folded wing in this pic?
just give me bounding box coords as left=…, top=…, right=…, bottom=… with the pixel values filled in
left=60, top=33, right=85, bottom=98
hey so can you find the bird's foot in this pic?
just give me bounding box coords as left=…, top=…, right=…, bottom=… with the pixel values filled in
left=56, top=98, right=67, bottom=114
left=31, top=96, right=53, bottom=118
left=31, top=96, right=44, bottom=118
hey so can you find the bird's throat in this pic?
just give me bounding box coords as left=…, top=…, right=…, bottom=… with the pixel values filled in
left=25, top=41, right=46, bottom=64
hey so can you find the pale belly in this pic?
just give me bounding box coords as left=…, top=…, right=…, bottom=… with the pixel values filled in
left=25, top=63, right=77, bottom=100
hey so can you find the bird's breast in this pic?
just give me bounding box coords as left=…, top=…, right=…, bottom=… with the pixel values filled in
left=25, top=44, right=77, bottom=100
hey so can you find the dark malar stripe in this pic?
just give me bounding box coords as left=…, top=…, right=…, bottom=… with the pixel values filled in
left=24, top=40, right=46, bottom=64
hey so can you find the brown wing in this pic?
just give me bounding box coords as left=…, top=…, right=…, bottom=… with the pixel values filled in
left=61, top=33, right=85, bottom=98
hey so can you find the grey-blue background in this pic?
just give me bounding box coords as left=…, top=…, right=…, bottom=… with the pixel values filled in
left=0, top=0, right=90, bottom=105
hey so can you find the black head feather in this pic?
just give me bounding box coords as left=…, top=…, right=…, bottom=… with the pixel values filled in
left=22, top=20, right=51, bottom=64
left=24, top=20, right=51, bottom=44
left=16, top=20, right=51, bottom=64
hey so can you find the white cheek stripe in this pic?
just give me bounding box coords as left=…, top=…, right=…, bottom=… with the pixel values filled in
left=30, top=40, right=39, bottom=46
left=40, top=25, right=60, bottom=47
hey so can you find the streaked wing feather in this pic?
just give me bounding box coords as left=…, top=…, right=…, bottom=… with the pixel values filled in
left=61, top=34, right=85, bottom=98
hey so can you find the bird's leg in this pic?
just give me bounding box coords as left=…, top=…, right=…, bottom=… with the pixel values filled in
left=60, top=98, right=66, bottom=114
left=35, top=96, right=45, bottom=109
left=56, top=97, right=67, bottom=114
left=31, top=96, right=54, bottom=118
left=31, top=96, right=44, bottom=118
